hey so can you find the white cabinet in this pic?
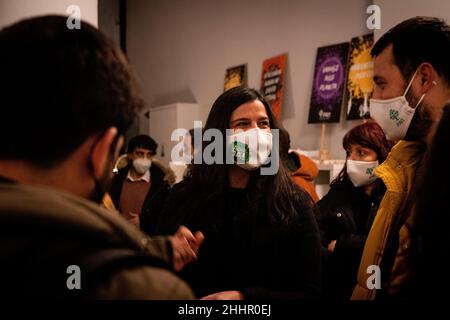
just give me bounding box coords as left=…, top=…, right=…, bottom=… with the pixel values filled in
left=313, top=160, right=345, bottom=200
left=149, top=103, right=201, bottom=166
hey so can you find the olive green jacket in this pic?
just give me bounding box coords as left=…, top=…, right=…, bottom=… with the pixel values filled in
left=0, top=181, right=194, bottom=299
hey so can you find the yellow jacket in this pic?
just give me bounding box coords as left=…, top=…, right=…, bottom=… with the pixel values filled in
left=351, top=140, right=425, bottom=300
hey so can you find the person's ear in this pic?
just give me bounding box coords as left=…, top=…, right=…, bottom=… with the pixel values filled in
left=417, top=63, right=439, bottom=94
left=90, top=127, right=120, bottom=180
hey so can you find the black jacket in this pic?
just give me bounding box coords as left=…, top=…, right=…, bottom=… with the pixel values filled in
left=316, top=180, right=385, bottom=300
left=151, top=178, right=322, bottom=300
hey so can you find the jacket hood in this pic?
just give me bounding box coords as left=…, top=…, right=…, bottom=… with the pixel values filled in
left=290, top=151, right=319, bottom=181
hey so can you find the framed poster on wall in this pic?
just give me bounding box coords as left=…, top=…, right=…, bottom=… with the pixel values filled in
left=345, top=33, right=374, bottom=120
left=260, top=53, right=287, bottom=120
left=308, top=42, right=349, bottom=123
left=224, top=64, right=247, bottom=91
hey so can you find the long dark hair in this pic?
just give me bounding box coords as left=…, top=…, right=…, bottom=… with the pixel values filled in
left=188, top=86, right=313, bottom=225
left=331, top=121, right=394, bottom=187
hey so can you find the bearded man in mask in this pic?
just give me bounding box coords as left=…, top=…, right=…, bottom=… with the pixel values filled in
left=352, top=16, right=450, bottom=300
left=0, top=16, right=202, bottom=299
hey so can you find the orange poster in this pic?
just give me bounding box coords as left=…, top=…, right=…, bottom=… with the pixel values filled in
left=260, top=54, right=287, bottom=120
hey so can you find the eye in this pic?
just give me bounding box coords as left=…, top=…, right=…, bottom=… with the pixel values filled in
left=374, top=80, right=386, bottom=91
left=235, top=121, right=248, bottom=128
left=258, top=120, right=270, bottom=128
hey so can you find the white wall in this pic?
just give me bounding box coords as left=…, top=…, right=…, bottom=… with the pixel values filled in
left=127, top=0, right=373, bottom=159
left=374, top=0, right=450, bottom=41
left=0, top=0, right=98, bottom=29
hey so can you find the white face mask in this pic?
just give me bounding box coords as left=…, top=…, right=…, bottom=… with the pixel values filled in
left=229, top=128, right=273, bottom=171
left=370, top=70, right=426, bottom=141
left=346, top=160, right=379, bottom=187
left=132, top=158, right=152, bottom=175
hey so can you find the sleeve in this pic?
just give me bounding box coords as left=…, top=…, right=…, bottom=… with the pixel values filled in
left=144, top=235, right=174, bottom=268
left=150, top=182, right=191, bottom=236
left=90, top=265, right=195, bottom=299
left=334, top=233, right=367, bottom=256
left=140, top=184, right=171, bottom=235
left=316, top=192, right=335, bottom=246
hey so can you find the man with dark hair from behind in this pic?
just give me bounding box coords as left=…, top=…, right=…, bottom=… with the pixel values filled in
left=352, top=16, right=450, bottom=300
left=0, top=16, right=198, bottom=299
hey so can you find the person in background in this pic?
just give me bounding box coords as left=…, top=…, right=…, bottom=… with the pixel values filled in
left=0, top=15, right=198, bottom=299
left=109, top=134, right=175, bottom=227
left=352, top=16, right=450, bottom=300
left=140, top=128, right=203, bottom=236
left=279, top=128, right=320, bottom=203
left=152, top=86, right=322, bottom=300
left=316, top=122, right=393, bottom=300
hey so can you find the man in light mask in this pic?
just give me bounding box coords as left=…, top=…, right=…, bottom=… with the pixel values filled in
left=0, top=16, right=197, bottom=299
left=109, top=134, right=175, bottom=227
left=352, top=16, right=450, bottom=300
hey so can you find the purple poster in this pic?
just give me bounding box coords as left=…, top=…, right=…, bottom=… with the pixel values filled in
left=308, top=42, right=350, bottom=123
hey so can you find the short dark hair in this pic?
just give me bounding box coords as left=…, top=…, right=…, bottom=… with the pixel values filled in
left=372, top=16, right=450, bottom=85
left=127, top=135, right=158, bottom=155
left=0, top=16, right=144, bottom=167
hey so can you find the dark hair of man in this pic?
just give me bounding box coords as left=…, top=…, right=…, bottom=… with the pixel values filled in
left=331, top=121, right=394, bottom=188
left=127, top=135, right=158, bottom=155
left=371, top=16, right=450, bottom=85
left=188, top=86, right=314, bottom=226
left=0, top=16, right=143, bottom=168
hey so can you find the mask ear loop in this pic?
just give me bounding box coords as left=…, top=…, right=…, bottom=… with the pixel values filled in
left=414, top=93, right=426, bottom=109
left=403, top=69, right=419, bottom=96
left=404, top=69, right=426, bottom=109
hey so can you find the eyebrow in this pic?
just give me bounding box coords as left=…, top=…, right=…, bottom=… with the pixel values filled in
left=230, top=117, right=269, bottom=125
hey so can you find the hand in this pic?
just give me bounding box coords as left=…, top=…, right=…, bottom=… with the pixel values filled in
left=170, top=225, right=204, bottom=272
left=328, top=240, right=337, bottom=252
left=200, top=291, right=244, bottom=300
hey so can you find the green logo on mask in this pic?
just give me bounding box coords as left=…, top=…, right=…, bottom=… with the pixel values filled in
left=366, top=167, right=374, bottom=175
left=389, top=109, right=405, bottom=127
left=232, top=141, right=250, bottom=163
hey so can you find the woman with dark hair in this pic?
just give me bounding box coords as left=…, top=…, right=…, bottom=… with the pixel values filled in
left=316, top=121, right=393, bottom=300
left=152, top=86, right=321, bottom=300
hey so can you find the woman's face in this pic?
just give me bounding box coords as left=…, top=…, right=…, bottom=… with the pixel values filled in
left=229, top=99, right=271, bottom=132
left=346, top=144, right=378, bottom=162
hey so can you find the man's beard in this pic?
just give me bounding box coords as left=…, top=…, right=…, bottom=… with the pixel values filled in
left=404, top=91, right=434, bottom=142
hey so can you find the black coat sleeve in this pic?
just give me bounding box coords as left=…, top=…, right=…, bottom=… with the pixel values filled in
left=334, top=233, right=366, bottom=256
left=140, top=184, right=171, bottom=236
left=316, top=191, right=336, bottom=246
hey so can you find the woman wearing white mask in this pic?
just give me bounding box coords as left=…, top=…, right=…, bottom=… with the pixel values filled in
left=316, top=122, right=393, bottom=300
left=151, top=86, right=321, bottom=300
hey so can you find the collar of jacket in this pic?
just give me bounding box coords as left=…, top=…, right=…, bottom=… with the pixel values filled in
left=374, top=140, right=426, bottom=193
